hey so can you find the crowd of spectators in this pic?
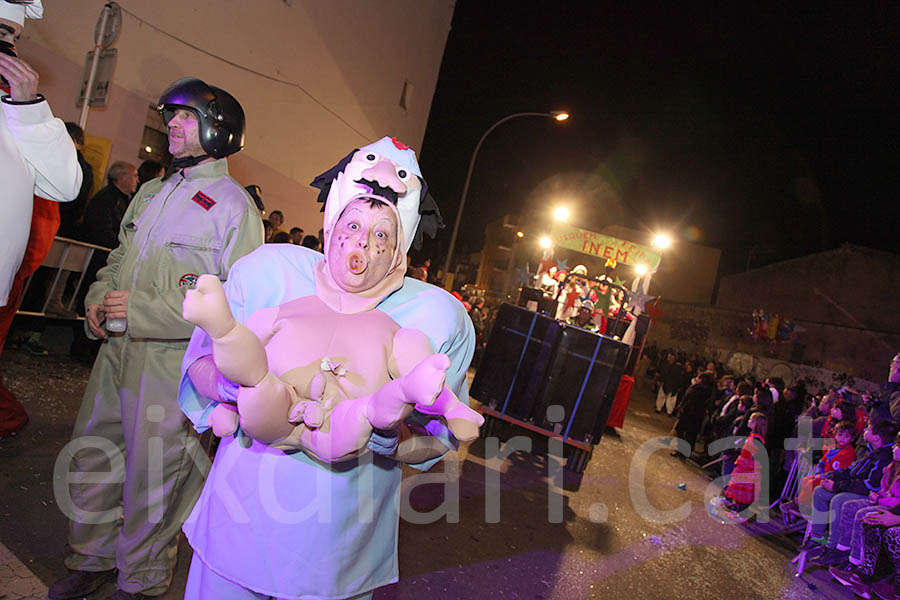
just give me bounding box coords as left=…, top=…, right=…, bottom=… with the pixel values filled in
left=646, top=346, right=900, bottom=597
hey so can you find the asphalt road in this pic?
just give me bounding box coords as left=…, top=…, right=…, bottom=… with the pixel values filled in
left=0, top=344, right=858, bottom=599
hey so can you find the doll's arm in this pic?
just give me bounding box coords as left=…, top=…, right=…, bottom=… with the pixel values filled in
left=183, top=274, right=269, bottom=387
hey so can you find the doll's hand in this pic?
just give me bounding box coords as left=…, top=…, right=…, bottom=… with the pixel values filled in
left=183, top=274, right=236, bottom=339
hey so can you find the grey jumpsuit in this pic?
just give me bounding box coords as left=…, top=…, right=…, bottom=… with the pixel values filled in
left=62, top=159, right=263, bottom=595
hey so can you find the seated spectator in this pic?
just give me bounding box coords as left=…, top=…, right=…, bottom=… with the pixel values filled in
left=795, top=420, right=857, bottom=508
left=824, top=432, right=900, bottom=573
left=289, top=226, right=304, bottom=245
left=802, top=390, right=836, bottom=421
left=262, top=219, right=274, bottom=242
left=722, top=411, right=769, bottom=514
left=829, top=503, right=900, bottom=599
left=802, top=420, right=899, bottom=559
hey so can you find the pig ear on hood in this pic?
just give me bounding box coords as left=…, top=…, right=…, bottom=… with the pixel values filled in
left=310, top=149, right=358, bottom=212
left=411, top=180, right=444, bottom=250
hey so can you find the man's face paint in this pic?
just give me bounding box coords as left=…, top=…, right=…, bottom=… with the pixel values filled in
left=326, top=198, right=398, bottom=293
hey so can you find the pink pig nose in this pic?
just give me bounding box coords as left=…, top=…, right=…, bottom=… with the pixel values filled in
left=361, top=160, right=407, bottom=194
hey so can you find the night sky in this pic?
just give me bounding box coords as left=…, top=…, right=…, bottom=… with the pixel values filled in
left=416, top=2, right=900, bottom=275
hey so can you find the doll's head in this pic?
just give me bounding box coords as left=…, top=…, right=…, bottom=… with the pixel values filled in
left=325, top=197, right=401, bottom=293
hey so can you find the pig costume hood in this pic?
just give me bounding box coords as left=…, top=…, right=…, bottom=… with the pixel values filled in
left=310, top=137, right=442, bottom=314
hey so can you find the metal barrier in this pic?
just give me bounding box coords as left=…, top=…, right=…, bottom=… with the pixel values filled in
left=16, top=236, right=111, bottom=320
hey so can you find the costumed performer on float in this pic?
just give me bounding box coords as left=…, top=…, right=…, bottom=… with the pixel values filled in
left=177, top=136, right=477, bottom=600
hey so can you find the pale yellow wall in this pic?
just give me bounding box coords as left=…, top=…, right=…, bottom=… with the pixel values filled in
left=20, top=0, right=454, bottom=233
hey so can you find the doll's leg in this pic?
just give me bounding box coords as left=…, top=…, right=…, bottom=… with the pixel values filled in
left=236, top=372, right=297, bottom=444
left=183, top=274, right=268, bottom=386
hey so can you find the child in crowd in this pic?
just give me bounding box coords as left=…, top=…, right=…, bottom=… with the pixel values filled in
left=723, top=411, right=769, bottom=513
left=796, top=420, right=857, bottom=508
left=819, top=401, right=847, bottom=439
left=720, top=395, right=755, bottom=477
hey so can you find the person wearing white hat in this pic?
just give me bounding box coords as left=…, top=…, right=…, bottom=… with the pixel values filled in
left=0, top=0, right=82, bottom=437
left=0, top=0, right=81, bottom=307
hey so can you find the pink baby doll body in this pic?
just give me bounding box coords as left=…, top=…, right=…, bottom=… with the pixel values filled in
left=184, top=190, right=482, bottom=461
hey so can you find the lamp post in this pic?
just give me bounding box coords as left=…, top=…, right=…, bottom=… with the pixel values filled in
left=442, top=111, right=569, bottom=288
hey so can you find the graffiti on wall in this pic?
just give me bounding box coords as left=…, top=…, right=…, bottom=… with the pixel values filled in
left=670, top=318, right=710, bottom=348
left=718, top=349, right=878, bottom=394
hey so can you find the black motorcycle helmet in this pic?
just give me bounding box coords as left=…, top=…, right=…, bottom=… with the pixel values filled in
left=157, top=77, right=245, bottom=159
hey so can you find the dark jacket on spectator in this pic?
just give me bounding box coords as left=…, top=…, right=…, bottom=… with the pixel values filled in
left=826, top=443, right=895, bottom=496
left=57, top=150, right=94, bottom=239
left=84, top=184, right=130, bottom=249
left=674, top=381, right=714, bottom=443
left=660, top=362, right=684, bottom=396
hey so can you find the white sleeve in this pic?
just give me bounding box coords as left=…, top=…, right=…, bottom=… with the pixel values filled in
left=1, top=96, right=82, bottom=202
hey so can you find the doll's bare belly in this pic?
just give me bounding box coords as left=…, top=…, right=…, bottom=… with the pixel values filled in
left=263, top=295, right=399, bottom=402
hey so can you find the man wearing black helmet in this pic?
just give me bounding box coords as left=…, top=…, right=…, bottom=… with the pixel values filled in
left=49, top=77, right=263, bottom=600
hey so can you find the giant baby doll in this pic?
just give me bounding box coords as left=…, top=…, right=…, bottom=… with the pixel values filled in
left=182, top=190, right=483, bottom=460
left=177, top=137, right=478, bottom=599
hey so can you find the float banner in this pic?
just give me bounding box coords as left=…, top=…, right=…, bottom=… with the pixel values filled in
left=550, top=223, right=662, bottom=271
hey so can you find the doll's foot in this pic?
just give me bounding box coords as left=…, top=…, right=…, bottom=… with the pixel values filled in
left=182, top=274, right=236, bottom=339
left=443, top=402, right=484, bottom=442
left=288, top=400, right=326, bottom=428
left=400, top=353, right=449, bottom=407
left=207, top=403, right=239, bottom=437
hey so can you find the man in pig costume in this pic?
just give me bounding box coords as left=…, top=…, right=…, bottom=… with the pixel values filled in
left=177, top=136, right=477, bottom=599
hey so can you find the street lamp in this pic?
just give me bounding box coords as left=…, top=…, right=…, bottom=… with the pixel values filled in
left=539, top=236, right=552, bottom=249
left=442, top=111, right=570, bottom=287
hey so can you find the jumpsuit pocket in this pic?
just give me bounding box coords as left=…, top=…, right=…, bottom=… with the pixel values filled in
left=159, top=233, right=223, bottom=289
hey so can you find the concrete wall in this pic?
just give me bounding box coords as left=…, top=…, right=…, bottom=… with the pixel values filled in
left=717, top=244, right=900, bottom=333
left=20, top=0, right=454, bottom=233
left=648, top=299, right=900, bottom=386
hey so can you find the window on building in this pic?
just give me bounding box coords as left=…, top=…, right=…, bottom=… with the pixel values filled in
left=138, top=105, right=171, bottom=165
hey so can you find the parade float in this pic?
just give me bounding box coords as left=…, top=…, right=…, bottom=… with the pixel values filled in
left=470, top=222, right=663, bottom=472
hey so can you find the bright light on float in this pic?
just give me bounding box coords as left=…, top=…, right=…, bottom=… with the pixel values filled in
left=652, top=234, right=671, bottom=249
left=635, top=264, right=648, bottom=276
left=539, top=236, right=552, bottom=249
left=553, top=206, right=570, bottom=222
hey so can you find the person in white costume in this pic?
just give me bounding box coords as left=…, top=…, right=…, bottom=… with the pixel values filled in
left=178, top=137, right=475, bottom=600
left=0, top=0, right=82, bottom=306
